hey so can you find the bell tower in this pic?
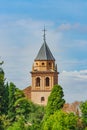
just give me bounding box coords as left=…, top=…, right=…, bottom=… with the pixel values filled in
left=30, top=28, right=59, bottom=105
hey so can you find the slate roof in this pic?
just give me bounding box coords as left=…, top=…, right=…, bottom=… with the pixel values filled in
left=35, top=41, right=55, bottom=61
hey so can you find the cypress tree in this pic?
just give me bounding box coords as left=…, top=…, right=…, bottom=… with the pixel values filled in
left=0, top=62, right=6, bottom=114
left=8, top=82, right=16, bottom=120
left=46, top=84, right=65, bottom=116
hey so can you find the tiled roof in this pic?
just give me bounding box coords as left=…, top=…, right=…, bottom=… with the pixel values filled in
left=35, top=42, right=55, bottom=61
left=23, top=86, right=31, bottom=100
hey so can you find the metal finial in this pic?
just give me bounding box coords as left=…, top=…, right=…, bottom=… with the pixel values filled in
left=42, top=26, right=46, bottom=42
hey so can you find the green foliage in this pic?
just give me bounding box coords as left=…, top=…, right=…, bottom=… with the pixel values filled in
left=14, top=88, right=25, bottom=101
left=0, top=69, right=4, bottom=81
left=0, top=115, right=10, bottom=130
left=8, top=82, right=16, bottom=120
left=0, top=66, right=7, bottom=114
left=80, top=101, right=87, bottom=127
left=4, top=83, right=9, bottom=114
left=7, top=116, right=26, bottom=130
left=46, top=84, right=65, bottom=116
left=43, top=110, right=78, bottom=130
left=28, top=104, right=45, bottom=130
left=7, top=103, right=45, bottom=130
left=0, top=116, right=4, bottom=130
left=14, top=97, right=32, bottom=119
left=65, top=113, right=78, bottom=130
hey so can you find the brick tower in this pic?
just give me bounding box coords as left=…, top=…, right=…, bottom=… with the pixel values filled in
left=30, top=28, right=58, bottom=105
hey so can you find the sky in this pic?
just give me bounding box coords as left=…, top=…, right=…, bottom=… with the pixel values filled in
left=0, top=0, right=87, bottom=103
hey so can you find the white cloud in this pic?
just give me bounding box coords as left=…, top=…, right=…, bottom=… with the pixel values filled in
left=58, top=23, right=80, bottom=31
left=59, top=70, right=87, bottom=103
left=57, top=23, right=80, bottom=31
left=57, top=23, right=87, bottom=33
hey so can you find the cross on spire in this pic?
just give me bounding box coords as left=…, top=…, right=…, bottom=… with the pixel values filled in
left=43, top=26, right=47, bottom=42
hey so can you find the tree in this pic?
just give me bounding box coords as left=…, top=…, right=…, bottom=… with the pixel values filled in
left=0, top=115, right=4, bottom=130
left=43, top=110, right=78, bottom=130
left=0, top=64, right=6, bottom=114
left=7, top=116, right=26, bottom=130
left=8, top=82, right=16, bottom=120
left=4, top=82, right=9, bottom=114
left=0, top=115, right=10, bottom=130
left=14, top=98, right=45, bottom=130
left=28, top=104, right=45, bottom=130
left=8, top=82, right=26, bottom=121
left=14, top=97, right=32, bottom=119
left=14, top=88, right=25, bottom=101
left=80, top=101, right=87, bottom=128
left=46, top=84, right=65, bottom=116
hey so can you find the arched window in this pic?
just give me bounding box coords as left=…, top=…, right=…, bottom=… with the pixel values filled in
left=41, top=97, right=45, bottom=102
left=45, top=77, right=50, bottom=86
left=36, top=77, right=40, bottom=86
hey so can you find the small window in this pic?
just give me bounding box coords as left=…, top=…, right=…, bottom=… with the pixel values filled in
left=42, top=62, right=44, bottom=65
left=41, top=97, right=45, bottom=102
left=36, top=63, right=38, bottom=65
left=49, top=62, right=51, bottom=67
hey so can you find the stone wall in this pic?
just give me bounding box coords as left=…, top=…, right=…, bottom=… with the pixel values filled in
left=31, top=91, right=51, bottom=105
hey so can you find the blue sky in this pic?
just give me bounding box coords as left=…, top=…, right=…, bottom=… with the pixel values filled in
left=0, top=0, right=87, bottom=103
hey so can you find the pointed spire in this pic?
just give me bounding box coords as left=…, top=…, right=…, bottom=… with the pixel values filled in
left=35, top=43, right=55, bottom=61
left=35, top=27, right=55, bottom=61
